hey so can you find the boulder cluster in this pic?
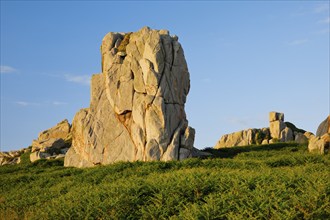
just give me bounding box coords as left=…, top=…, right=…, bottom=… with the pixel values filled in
left=214, top=112, right=329, bottom=154
left=0, top=148, right=29, bottom=165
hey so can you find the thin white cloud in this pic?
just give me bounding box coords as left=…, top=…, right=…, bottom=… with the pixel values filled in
left=14, top=101, right=67, bottom=107
left=0, top=65, right=17, bottom=74
left=318, top=17, right=330, bottom=24
left=52, top=101, right=67, bottom=105
left=288, top=39, right=309, bottom=46
left=64, top=74, right=90, bottom=86
left=14, top=101, right=40, bottom=106
left=313, top=4, right=329, bottom=14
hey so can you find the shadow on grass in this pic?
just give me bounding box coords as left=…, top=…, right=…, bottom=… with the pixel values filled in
left=202, top=142, right=302, bottom=159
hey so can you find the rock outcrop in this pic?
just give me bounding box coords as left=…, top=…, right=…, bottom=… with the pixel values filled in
left=308, top=115, right=330, bottom=154
left=0, top=148, right=30, bottom=166
left=215, top=112, right=309, bottom=149
left=65, top=27, right=198, bottom=168
left=30, top=119, right=71, bottom=162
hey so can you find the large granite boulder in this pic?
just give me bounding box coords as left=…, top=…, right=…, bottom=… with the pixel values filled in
left=65, top=27, right=197, bottom=167
left=214, top=128, right=271, bottom=149
left=31, top=119, right=71, bottom=162
left=215, top=129, right=254, bottom=148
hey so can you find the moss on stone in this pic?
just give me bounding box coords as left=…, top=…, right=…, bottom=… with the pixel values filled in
left=117, top=32, right=132, bottom=53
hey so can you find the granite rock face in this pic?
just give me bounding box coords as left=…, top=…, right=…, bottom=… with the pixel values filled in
left=65, top=27, right=196, bottom=167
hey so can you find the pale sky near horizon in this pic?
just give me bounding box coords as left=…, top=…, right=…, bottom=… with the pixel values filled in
left=1, top=1, right=329, bottom=151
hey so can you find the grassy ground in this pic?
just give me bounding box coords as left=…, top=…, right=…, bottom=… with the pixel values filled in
left=0, top=143, right=329, bottom=219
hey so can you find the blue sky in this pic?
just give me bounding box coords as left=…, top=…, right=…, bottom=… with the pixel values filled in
left=1, top=1, right=329, bottom=151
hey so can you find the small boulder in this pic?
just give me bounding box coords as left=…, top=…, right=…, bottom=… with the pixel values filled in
left=295, top=133, right=308, bottom=144
left=30, top=151, right=51, bottom=163
left=308, top=134, right=330, bottom=154
left=280, top=127, right=293, bottom=142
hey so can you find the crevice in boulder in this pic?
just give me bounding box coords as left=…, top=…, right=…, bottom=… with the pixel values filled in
left=116, top=110, right=132, bottom=128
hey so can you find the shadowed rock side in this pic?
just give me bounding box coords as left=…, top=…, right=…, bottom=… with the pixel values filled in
left=316, top=115, right=330, bottom=137
left=64, top=27, right=199, bottom=167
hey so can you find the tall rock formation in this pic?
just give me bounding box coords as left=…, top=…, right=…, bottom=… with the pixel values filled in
left=64, top=27, right=196, bottom=167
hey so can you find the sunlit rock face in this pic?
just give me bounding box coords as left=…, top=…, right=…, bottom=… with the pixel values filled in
left=64, top=27, right=197, bottom=167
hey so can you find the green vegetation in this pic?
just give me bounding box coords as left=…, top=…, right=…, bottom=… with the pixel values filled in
left=1, top=143, right=329, bottom=219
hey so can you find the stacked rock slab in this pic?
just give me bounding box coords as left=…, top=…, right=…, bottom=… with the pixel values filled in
left=308, top=115, right=330, bottom=154
left=30, top=119, right=71, bottom=162
left=64, top=27, right=197, bottom=168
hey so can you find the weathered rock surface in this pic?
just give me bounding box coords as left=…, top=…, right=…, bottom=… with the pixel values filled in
left=65, top=27, right=197, bottom=168
left=316, top=115, right=330, bottom=137
left=31, top=119, right=71, bottom=162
